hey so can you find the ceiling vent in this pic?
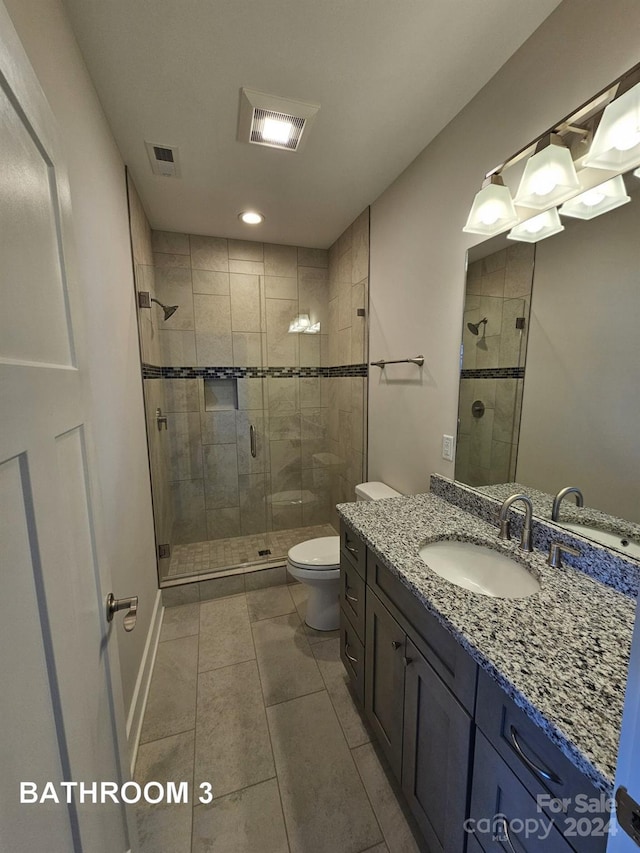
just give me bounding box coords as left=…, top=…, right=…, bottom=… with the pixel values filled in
left=238, top=89, right=320, bottom=153
left=145, top=141, right=180, bottom=177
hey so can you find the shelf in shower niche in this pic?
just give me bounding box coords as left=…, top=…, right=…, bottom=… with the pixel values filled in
left=204, top=378, right=238, bottom=411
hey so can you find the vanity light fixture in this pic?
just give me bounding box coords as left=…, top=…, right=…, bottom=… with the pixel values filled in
left=462, top=174, right=519, bottom=237
left=288, top=314, right=320, bottom=334
left=507, top=208, right=564, bottom=243
left=559, top=175, right=630, bottom=220
left=514, top=134, right=581, bottom=210
left=583, top=80, right=640, bottom=171
left=239, top=211, right=264, bottom=225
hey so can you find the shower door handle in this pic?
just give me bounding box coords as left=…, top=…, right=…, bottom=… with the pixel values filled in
left=250, top=424, right=257, bottom=458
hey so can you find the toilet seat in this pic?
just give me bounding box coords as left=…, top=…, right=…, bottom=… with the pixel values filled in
left=287, top=536, right=340, bottom=572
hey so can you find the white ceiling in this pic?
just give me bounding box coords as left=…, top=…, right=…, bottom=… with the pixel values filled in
left=62, top=0, right=562, bottom=248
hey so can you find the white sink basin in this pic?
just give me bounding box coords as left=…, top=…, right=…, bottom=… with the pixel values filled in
left=559, top=523, right=640, bottom=560
left=419, top=540, right=541, bottom=599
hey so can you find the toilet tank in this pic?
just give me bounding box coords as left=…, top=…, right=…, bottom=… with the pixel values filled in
left=355, top=481, right=402, bottom=501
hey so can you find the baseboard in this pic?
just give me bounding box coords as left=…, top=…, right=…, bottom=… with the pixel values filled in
left=126, top=588, right=163, bottom=776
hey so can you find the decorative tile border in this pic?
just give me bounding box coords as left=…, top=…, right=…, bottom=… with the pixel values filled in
left=142, top=363, right=368, bottom=379
left=460, top=367, right=525, bottom=379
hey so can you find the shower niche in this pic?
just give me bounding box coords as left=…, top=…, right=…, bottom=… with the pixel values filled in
left=204, top=378, right=238, bottom=411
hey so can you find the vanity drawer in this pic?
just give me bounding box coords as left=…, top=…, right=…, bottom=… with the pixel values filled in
left=340, top=519, right=366, bottom=579
left=340, top=606, right=365, bottom=706
left=340, top=555, right=365, bottom=641
left=476, top=669, right=607, bottom=853
left=367, top=552, right=477, bottom=713
left=471, top=731, right=578, bottom=853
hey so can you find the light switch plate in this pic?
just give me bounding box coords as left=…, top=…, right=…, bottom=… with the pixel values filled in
left=442, top=434, right=455, bottom=462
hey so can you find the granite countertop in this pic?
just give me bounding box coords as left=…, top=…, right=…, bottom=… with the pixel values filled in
left=336, top=492, right=636, bottom=796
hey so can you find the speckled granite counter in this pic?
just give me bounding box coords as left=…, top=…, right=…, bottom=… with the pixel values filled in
left=337, top=492, right=636, bottom=796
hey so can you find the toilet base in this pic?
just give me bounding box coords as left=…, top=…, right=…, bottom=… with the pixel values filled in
left=304, top=583, right=340, bottom=631
left=286, top=561, right=340, bottom=631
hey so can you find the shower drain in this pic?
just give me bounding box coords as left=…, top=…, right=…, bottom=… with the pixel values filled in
left=258, top=549, right=272, bottom=557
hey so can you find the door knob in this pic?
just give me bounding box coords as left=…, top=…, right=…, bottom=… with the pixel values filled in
left=391, top=641, right=402, bottom=650
left=106, top=594, right=138, bottom=632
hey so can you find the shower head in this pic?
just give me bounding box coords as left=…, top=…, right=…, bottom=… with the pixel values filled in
left=151, top=297, right=179, bottom=321
left=467, top=317, right=488, bottom=336
left=162, top=304, right=179, bottom=321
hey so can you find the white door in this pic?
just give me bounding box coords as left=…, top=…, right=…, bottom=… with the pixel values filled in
left=609, top=598, right=640, bottom=851
left=0, top=4, right=135, bottom=851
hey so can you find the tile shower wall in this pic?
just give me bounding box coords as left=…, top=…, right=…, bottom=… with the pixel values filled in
left=455, top=243, right=533, bottom=486
left=137, top=211, right=369, bottom=554
left=128, top=174, right=174, bottom=559
left=147, top=232, right=334, bottom=545
left=326, top=208, right=369, bottom=525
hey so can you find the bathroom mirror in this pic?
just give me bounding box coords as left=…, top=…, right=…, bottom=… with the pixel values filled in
left=455, top=166, right=640, bottom=556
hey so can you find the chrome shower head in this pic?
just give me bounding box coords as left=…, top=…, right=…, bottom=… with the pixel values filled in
left=467, top=317, right=488, bottom=336
left=150, top=297, right=179, bottom=322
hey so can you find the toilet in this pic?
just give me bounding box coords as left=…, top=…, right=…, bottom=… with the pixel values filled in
left=287, top=481, right=402, bottom=631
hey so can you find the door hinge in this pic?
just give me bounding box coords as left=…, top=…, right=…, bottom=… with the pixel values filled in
left=616, top=787, right=640, bottom=846
left=158, top=543, right=171, bottom=559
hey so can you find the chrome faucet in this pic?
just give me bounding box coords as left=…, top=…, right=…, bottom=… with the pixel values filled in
left=551, top=486, right=584, bottom=522
left=498, top=493, right=534, bottom=552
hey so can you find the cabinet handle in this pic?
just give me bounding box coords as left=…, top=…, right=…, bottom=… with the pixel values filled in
left=345, top=589, right=359, bottom=604
left=344, top=538, right=359, bottom=558
left=391, top=641, right=402, bottom=650
left=509, top=725, right=563, bottom=785
left=496, top=816, right=518, bottom=853
left=403, top=656, right=413, bottom=667
left=344, top=643, right=359, bottom=665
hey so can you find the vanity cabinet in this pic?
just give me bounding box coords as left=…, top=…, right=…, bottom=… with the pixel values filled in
left=338, top=519, right=606, bottom=853
left=364, top=588, right=406, bottom=778
left=471, top=670, right=607, bottom=853
left=402, top=637, right=474, bottom=852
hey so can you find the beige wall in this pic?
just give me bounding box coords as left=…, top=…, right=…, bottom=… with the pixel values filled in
left=368, top=0, right=640, bottom=496
left=517, top=193, right=640, bottom=523
left=5, top=0, right=159, bottom=719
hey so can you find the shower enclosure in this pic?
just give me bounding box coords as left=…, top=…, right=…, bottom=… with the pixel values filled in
left=128, top=186, right=369, bottom=585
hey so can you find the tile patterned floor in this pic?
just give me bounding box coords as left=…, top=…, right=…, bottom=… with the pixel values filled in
left=135, top=583, right=425, bottom=853
left=167, top=524, right=338, bottom=579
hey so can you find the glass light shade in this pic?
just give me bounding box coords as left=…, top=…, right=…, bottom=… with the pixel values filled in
left=507, top=208, right=564, bottom=243
left=463, top=181, right=519, bottom=236
left=514, top=141, right=580, bottom=209
left=583, top=82, right=640, bottom=171
left=288, top=314, right=312, bottom=333
left=559, top=175, right=630, bottom=220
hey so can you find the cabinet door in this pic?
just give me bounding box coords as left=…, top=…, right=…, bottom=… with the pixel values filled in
left=365, top=588, right=406, bottom=780
left=402, top=639, right=473, bottom=853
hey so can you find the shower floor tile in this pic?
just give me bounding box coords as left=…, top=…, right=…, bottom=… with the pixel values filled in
left=166, top=523, right=337, bottom=579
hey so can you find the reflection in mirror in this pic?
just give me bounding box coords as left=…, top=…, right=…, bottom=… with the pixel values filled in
left=455, top=169, right=640, bottom=558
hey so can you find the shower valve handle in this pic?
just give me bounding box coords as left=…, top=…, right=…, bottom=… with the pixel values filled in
left=156, top=408, right=168, bottom=431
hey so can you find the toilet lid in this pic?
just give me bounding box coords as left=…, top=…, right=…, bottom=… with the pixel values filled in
left=288, top=536, right=340, bottom=570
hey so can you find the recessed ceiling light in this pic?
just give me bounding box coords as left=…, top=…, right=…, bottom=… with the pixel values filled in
left=239, top=211, right=264, bottom=225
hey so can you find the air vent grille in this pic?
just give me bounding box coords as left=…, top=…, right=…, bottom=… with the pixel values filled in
left=145, top=141, right=180, bottom=177
left=250, top=109, right=306, bottom=151
left=153, top=146, right=174, bottom=162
